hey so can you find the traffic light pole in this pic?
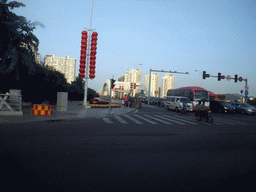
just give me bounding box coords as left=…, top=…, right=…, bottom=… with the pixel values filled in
left=147, top=69, right=189, bottom=106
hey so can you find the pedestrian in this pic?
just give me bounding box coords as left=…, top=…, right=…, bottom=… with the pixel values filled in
left=182, top=99, right=188, bottom=114
left=124, top=94, right=128, bottom=107
left=195, top=101, right=201, bottom=117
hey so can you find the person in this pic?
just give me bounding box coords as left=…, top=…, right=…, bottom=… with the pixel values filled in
left=124, top=94, right=128, bottom=107
left=200, top=101, right=208, bottom=121
left=128, top=94, right=133, bottom=107
left=195, top=101, right=201, bottom=116
left=182, top=99, right=188, bottom=114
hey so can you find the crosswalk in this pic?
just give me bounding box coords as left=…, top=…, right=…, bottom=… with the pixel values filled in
left=102, top=113, right=253, bottom=126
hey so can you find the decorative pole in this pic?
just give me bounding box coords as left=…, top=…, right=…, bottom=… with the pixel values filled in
left=84, top=0, right=94, bottom=107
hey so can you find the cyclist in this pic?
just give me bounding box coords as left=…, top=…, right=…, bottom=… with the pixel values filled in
left=199, top=101, right=208, bottom=121
left=195, top=101, right=201, bottom=117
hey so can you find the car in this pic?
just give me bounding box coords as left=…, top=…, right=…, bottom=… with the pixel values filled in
left=141, top=97, right=156, bottom=105
left=209, top=100, right=235, bottom=113
left=231, top=103, right=256, bottom=115
left=150, top=97, right=157, bottom=105
left=165, top=96, right=193, bottom=112
left=141, top=97, right=147, bottom=104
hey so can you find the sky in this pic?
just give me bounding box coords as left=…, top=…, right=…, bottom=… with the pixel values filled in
left=13, top=0, right=256, bottom=96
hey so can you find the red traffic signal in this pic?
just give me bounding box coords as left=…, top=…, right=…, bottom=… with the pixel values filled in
left=134, top=83, right=136, bottom=89
left=130, top=83, right=133, bottom=89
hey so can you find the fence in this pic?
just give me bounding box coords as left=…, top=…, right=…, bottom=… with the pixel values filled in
left=0, top=93, right=23, bottom=115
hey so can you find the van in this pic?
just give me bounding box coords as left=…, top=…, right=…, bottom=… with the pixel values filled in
left=165, top=96, right=193, bottom=112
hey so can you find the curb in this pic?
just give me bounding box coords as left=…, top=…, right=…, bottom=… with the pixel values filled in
left=0, top=107, right=137, bottom=125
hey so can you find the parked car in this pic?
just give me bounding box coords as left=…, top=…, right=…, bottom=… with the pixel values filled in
left=165, top=96, right=193, bottom=112
left=209, top=100, right=235, bottom=113
left=231, top=103, right=256, bottom=115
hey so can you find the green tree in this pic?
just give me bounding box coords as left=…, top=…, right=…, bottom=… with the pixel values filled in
left=0, top=0, right=44, bottom=79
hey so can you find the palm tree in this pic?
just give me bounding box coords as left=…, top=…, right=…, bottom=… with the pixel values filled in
left=0, top=0, right=44, bottom=79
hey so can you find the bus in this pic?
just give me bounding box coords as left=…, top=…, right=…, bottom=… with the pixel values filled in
left=209, top=91, right=226, bottom=101
left=167, top=86, right=210, bottom=110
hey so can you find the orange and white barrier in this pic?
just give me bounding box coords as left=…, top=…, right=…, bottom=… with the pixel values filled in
left=31, top=104, right=53, bottom=115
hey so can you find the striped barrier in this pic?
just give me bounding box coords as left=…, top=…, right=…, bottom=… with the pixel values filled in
left=31, top=104, right=53, bottom=115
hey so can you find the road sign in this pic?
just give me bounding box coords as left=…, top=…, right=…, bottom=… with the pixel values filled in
left=245, top=90, right=249, bottom=95
left=226, top=75, right=231, bottom=81
left=245, top=95, right=248, bottom=101
left=245, top=85, right=249, bottom=91
left=238, top=76, right=243, bottom=82
left=240, top=90, right=243, bottom=94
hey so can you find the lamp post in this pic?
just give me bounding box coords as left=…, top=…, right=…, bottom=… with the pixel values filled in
left=83, top=0, right=95, bottom=108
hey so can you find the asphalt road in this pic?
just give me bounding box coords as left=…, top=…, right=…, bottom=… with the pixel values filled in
left=1, top=104, right=256, bottom=192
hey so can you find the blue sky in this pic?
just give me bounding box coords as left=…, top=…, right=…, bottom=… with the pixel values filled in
left=13, top=0, right=256, bottom=96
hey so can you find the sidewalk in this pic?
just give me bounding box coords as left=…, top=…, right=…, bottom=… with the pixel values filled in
left=0, top=99, right=137, bottom=125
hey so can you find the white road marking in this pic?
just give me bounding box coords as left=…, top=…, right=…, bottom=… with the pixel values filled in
left=154, top=115, right=185, bottom=125
left=102, top=118, right=113, bottom=124
left=123, top=115, right=143, bottom=124
left=143, top=114, right=172, bottom=125
left=114, top=116, right=128, bottom=124
left=163, top=115, right=199, bottom=125
left=133, top=115, right=158, bottom=124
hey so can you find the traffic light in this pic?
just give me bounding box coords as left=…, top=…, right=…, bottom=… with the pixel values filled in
left=218, top=73, right=221, bottom=81
left=110, top=79, right=116, bottom=89
left=134, top=83, right=136, bottom=89
left=234, top=75, right=238, bottom=83
left=203, top=71, right=206, bottom=79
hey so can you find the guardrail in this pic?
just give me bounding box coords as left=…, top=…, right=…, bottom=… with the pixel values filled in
left=0, top=93, right=23, bottom=115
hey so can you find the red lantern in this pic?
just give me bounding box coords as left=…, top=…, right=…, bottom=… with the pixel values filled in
left=89, top=74, right=95, bottom=79
left=89, top=31, right=98, bottom=79
left=80, top=64, right=85, bottom=68
left=79, top=30, right=88, bottom=78
left=79, top=68, right=85, bottom=73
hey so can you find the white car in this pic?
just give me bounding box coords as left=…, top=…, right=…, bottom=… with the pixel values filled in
left=165, top=96, right=193, bottom=112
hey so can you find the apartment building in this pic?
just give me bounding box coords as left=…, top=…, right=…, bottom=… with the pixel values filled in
left=44, top=55, right=76, bottom=83
left=161, top=73, right=174, bottom=97
left=145, top=73, right=159, bottom=97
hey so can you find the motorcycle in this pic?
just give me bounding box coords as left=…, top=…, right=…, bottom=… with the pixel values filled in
left=195, top=109, right=213, bottom=124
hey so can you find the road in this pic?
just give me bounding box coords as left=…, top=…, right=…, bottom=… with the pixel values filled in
left=1, top=104, right=256, bottom=192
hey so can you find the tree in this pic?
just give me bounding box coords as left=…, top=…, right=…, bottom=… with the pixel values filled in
left=0, top=0, right=45, bottom=79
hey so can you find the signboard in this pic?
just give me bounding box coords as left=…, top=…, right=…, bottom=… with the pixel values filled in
left=245, top=85, right=249, bottom=91
left=245, top=95, right=248, bottom=101
left=240, top=90, right=243, bottom=94
left=226, top=75, right=231, bottom=81
left=238, top=76, right=243, bottom=82
left=245, top=90, right=248, bottom=96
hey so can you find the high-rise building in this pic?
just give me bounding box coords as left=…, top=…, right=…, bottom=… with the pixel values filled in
left=145, top=73, right=159, bottom=97
left=161, top=73, right=174, bottom=97
left=44, top=55, right=76, bottom=83
left=125, top=68, right=141, bottom=83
